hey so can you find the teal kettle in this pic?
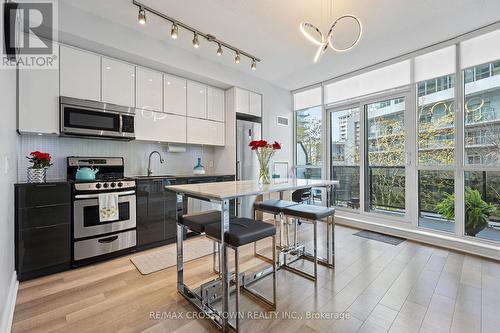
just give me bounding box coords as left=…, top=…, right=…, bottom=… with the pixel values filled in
left=76, top=166, right=99, bottom=181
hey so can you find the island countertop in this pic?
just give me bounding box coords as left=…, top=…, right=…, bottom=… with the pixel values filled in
left=165, top=178, right=338, bottom=200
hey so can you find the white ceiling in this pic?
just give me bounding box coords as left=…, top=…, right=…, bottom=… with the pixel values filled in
left=60, top=0, right=500, bottom=91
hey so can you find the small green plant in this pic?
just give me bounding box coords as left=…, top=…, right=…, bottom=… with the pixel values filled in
left=436, top=187, right=498, bottom=236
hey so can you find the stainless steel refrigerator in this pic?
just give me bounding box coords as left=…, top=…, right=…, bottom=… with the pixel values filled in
left=236, top=119, right=261, bottom=218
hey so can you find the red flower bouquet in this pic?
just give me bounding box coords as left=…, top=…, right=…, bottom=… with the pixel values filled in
left=27, top=151, right=53, bottom=169
left=248, top=140, right=281, bottom=184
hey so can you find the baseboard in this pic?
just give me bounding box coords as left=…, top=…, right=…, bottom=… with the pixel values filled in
left=336, top=213, right=500, bottom=261
left=0, top=271, right=18, bottom=333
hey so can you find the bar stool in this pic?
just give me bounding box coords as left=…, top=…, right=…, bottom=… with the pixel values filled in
left=205, top=218, right=277, bottom=332
left=253, top=199, right=298, bottom=263
left=281, top=204, right=335, bottom=281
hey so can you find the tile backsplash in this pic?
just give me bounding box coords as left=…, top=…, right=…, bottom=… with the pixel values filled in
left=18, top=135, right=216, bottom=181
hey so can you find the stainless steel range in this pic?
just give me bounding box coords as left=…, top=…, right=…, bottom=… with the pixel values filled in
left=68, top=157, right=136, bottom=265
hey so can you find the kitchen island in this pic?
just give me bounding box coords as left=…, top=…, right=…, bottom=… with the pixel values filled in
left=165, top=178, right=338, bottom=332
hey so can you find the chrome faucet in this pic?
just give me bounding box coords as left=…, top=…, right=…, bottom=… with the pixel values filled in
left=147, top=151, right=165, bottom=176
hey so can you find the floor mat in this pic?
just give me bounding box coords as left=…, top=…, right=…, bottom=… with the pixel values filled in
left=353, top=230, right=406, bottom=245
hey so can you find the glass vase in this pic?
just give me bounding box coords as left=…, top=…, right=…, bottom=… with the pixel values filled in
left=258, top=155, right=272, bottom=185
left=27, top=167, right=47, bottom=183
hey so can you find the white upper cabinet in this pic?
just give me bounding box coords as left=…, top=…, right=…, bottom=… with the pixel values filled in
left=249, top=91, right=262, bottom=117
left=135, top=110, right=186, bottom=143
left=235, top=88, right=249, bottom=115
left=164, top=74, right=187, bottom=116
left=187, top=118, right=224, bottom=146
left=101, top=57, right=135, bottom=107
left=207, top=87, right=225, bottom=122
left=18, top=67, right=59, bottom=135
left=187, top=81, right=207, bottom=118
left=60, top=45, right=101, bottom=101
left=135, top=67, right=163, bottom=112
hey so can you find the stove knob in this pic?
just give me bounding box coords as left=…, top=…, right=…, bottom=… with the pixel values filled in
left=117, top=182, right=123, bottom=187
left=103, top=183, right=109, bottom=188
left=111, top=182, right=116, bottom=188
left=95, top=183, right=102, bottom=189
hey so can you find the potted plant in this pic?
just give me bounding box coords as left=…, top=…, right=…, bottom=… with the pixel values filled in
left=249, top=140, right=281, bottom=184
left=26, top=151, right=53, bottom=183
left=436, top=187, right=497, bottom=236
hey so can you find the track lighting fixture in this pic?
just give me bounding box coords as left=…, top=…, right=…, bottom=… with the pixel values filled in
left=192, top=33, right=199, bottom=48
left=132, top=0, right=261, bottom=69
left=138, top=7, right=146, bottom=25
left=171, top=22, right=178, bottom=39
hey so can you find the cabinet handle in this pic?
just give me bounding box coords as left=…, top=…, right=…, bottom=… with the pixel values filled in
left=34, top=203, right=66, bottom=209
left=33, top=184, right=57, bottom=188
left=98, top=236, right=119, bottom=243
left=35, top=224, right=62, bottom=229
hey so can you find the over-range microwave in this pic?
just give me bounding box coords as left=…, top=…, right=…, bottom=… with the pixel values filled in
left=60, top=97, right=135, bottom=140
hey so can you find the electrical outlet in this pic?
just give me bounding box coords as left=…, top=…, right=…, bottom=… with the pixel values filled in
left=209, top=160, right=214, bottom=168
left=3, top=156, right=10, bottom=174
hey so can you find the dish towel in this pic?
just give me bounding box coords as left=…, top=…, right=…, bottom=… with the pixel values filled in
left=98, top=193, right=119, bottom=222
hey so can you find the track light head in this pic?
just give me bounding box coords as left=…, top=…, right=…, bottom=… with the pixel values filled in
left=138, top=7, right=146, bottom=25
left=192, top=33, right=200, bottom=48
left=251, top=59, right=256, bottom=70
left=216, top=43, right=222, bottom=56
left=235, top=52, right=240, bottom=64
left=171, top=23, right=178, bottom=39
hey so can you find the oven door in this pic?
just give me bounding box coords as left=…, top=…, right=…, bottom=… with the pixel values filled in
left=73, top=191, right=136, bottom=239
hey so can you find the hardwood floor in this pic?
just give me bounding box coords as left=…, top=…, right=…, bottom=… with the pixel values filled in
left=11, top=223, right=500, bottom=333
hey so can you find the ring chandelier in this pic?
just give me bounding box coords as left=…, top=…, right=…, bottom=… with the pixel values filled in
left=300, top=13, right=362, bottom=63
left=133, top=0, right=260, bottom=70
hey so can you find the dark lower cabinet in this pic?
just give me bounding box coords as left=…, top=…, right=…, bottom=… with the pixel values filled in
left=15, top=182, right=71, bottom=281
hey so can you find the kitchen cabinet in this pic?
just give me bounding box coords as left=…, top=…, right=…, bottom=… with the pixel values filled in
left=187, top=118, right=225, bottom=146
left=187, top=81, right=207, bottom=118
left=135, top=110, right=186, bottom=143
left=164, top=74, right=187, bottom=116
left=15, top=182, right=71, bottom=281
left=18, top=64, right=59, bottom=135
left=136, top=178, right=187, bottom=249
left=101, top=57, right=135, bottom=107
left=60, top=45, right=101, bottom=101
left=235, top=88, right=249, bottom=115
left=249, top=91, right=262, bottom=117
left=208, top=87, right=225, bottom=122
left=136, top=67, right=163, bottom=112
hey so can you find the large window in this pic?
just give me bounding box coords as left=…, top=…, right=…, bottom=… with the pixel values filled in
left=295, top=106, right=322, bottom=179
left=366, top=97, right=406, bottom=214
left=417, top=75, right=456, bottom=232
left=330, top=107, right=360, bottom=209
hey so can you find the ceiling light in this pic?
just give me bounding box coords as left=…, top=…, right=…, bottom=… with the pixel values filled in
left=171, top=22, right=178, bottom=39
left=138, top=7, right=146, bottom=25
left=251, top=59, right=256, bottom=70
left=216, top=43, right=222, bottom=56
left=192, top=33, right=199, bottom=48
left=235, top=52, right=240, bottom=64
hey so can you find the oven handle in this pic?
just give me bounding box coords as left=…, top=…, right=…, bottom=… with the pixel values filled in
left=97, top=235, right=119, bottom=243
left=74, top=190, right=135, bottom=199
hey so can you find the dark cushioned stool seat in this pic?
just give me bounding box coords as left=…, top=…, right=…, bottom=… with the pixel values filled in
left=253, top=199, right=298, bottom=214
left=205, top=218, right=276, bottom=247
left=282, top=204, right=335, bottom=220
left=181, top=210, right=235, bottom=233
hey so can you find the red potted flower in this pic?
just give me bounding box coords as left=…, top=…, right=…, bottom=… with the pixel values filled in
left=26, top=151, right=53, bottom=183
left=249, top=140, right=281, bottom=184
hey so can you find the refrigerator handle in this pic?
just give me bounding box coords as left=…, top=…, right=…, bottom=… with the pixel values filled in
left=236, top=160, right=241, bottom=181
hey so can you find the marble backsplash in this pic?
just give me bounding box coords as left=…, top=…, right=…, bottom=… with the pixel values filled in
left=18, top=135, right=216, bottom=181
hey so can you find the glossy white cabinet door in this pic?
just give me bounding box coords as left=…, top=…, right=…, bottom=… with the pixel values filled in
left=135, top=110, right=186, bottom=143
left=60, top=45, right=101, bottom=100
left=187, top=81, right=207, bottom=118
left=136, top=67, right=163, bottom=112
left=235, top=88, right=249, bottom=115
left=207, top=87, right=225, bottom=122
left=18, top=67, right=59, bottom=134
left=249, top=91, right=262, bottom=117
left=187, top=118, right=224, bottom=146
left=101, top=57, right=135, bottom=107
left=164, top=74, right=187, bottom=116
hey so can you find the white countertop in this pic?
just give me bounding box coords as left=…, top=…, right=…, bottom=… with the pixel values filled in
left=165, top=178, right=339, bottom=200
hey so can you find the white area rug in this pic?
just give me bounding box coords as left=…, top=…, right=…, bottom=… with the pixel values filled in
left=130, top=237, right=214, bottom=275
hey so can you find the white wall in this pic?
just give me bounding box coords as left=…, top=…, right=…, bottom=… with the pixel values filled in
left=56, top=1, right=293, bottom=173
left=0, top=18, right=19, bottom=333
